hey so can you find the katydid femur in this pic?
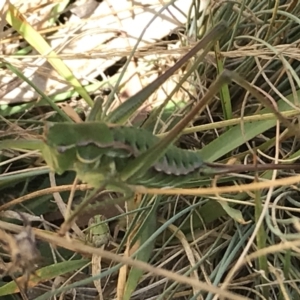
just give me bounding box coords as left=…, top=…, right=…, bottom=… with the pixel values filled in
left=1, top=21, right=300, bottom=234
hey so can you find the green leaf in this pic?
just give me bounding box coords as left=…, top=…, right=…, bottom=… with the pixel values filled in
left=123, top=197, right=160, bottom=300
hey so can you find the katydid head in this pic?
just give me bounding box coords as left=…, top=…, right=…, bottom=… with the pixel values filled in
left=40, top=143, right=75, bottom=175
left=43, top=121, right=113, bottom=174
left=42, top=122, right=78, bottom=174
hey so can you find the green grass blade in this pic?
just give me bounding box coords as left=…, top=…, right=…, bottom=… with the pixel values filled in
left=0, top=140, right=44, bottom=151
left=215, top=43, right=232, bottom=123
left=254, top=189, right=269, bottom=299
left=3, top=62, right=72, bottom=122
left=123, top=197, right=160, bottom=300
left=6, top=3, right=93, bottom=107
left=0, top=259, right=89, bottom=296
left=0, top=167, right=50, bottom=189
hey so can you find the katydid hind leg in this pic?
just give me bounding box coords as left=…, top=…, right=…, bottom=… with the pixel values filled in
left=106, top=21, right=229, bottom=125
left=119, top=71, right=232, bottom=184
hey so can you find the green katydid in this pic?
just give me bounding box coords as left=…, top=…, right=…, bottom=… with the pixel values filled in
left=1, top=21, right=300, bottom=235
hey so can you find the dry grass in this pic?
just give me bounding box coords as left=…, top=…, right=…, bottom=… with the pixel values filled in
left=0, top=1, right=300, bottom=300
